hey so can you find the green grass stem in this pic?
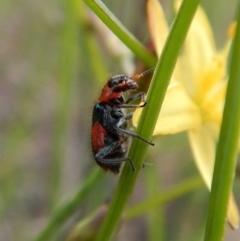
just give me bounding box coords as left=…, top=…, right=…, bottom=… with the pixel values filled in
left=126, top=176, right=203, bottom=220
left=33, top=168, right=104, bottom=241
left=82, top=0, right=157, bottom=67
left=50, top=0, right=79, bottom=208
left=204, top=3, right=240, bottom=240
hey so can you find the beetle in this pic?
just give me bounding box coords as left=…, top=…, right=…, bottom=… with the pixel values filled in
left=91, top=69, right=155, bottom=173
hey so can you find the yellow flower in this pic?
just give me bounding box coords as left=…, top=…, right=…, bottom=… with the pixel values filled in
left=133, top=0, right=239, bottom=229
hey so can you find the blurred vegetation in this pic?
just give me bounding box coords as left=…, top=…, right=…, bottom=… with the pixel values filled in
left=0, top=0, right=239, bottom=241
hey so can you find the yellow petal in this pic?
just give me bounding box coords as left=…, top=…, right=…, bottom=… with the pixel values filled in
left=197, top=57, right=227, bottom=124
left=188, top=124, right=218, bottom=189
left=146, top=0, right=182, bottom=82
left=176, top=3, right=216, bottom=97
left=188, top=125, right=239, bottom=229
left=147, top=0, right=169, bottom=56
left=132, top=82, right=201, bottom=134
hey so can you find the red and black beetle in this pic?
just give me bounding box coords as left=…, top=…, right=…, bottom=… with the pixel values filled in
left=91, top=69, right=155, bottom=174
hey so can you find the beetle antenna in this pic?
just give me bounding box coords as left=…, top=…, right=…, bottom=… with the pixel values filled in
left=131, top=68, right=155, bottom=81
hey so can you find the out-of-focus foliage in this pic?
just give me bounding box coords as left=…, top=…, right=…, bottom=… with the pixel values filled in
left=0, top=0, right=239, bottom=241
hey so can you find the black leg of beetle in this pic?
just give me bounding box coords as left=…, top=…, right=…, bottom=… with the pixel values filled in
left=119, top=92, right=147, bottom=108
left=96, top=156, right=135, bottom=172
left=95, top=140, right=125, bottom=159
left=115, top=127, right=154, bottom=146
left=125, top=113, right=133, bottom=120
left=125, top=92, right=145, bottom=104
left=119, top=102, right=147, bottom=108
left=95, top=139, right=135, bottom=172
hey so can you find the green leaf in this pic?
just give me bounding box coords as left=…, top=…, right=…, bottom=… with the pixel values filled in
left=204, top=3, right=240, bottom=240
left=34, top=168, right=104, bottom=241
left=82, top=0, right=157, bottom=67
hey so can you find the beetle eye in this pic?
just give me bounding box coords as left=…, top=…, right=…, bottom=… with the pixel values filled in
left=108, top=75, right=127, bottom=88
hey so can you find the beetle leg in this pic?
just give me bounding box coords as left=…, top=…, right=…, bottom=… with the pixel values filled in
left=115, top=127, right=154, bottom=146
left=125, top=92, right=145, bottom=103
left=125, top=113, right=133, bottom=120
left=95, top=140, right=135, bottom=172
left=96, top=156, right=135, bottom=173
left=119, top=92, right=147, bottom=108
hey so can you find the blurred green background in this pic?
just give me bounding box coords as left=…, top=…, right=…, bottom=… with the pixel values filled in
left=0, top=0, right=239, bottom=240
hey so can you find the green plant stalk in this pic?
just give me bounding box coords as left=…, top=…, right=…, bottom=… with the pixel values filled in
left=77, top=0, right=108, bottom=81
left=33, top=168, right=104, bottom=241
left=50, top=0, right=79, bottom=209
left=126, top=176, right=203, bottom=220
left=82, top=0, right=157, bottom=67
left=95, top=1, right=200, bottom=240
left=145, top=164, right=164, bottom=241
left=204, top=4, right=240, bottom=241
